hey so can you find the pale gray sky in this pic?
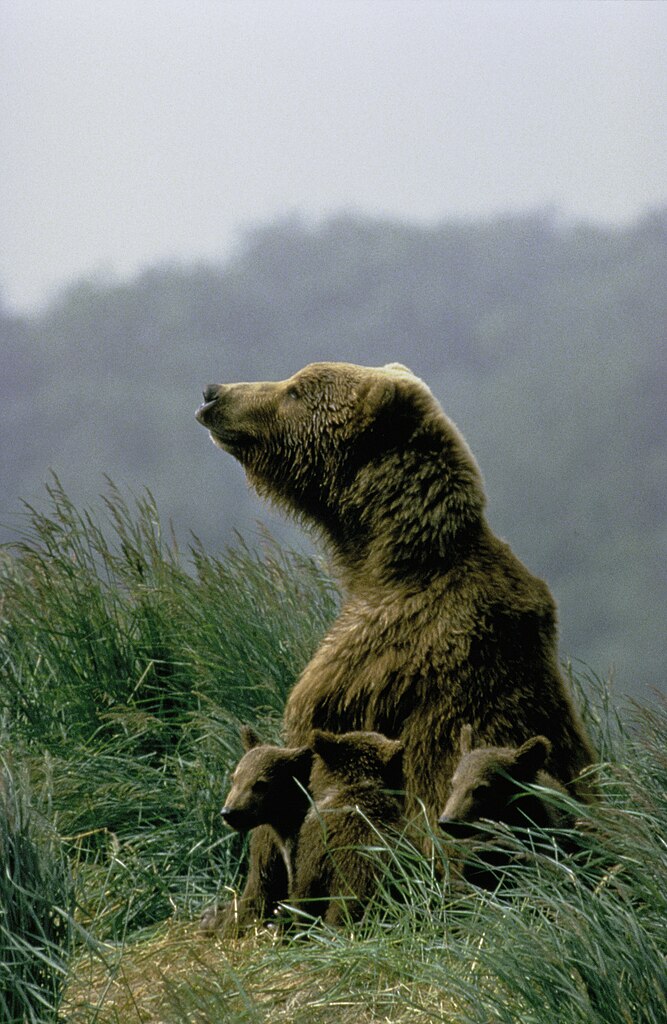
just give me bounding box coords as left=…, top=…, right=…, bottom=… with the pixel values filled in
left=2, top=0, right=666, bottom=311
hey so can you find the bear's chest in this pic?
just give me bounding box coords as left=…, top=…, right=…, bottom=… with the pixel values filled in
left=283, top=588, right=474, bottom=742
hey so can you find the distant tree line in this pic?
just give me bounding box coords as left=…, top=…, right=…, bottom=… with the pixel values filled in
left=1, top=209, right=665, bottom=699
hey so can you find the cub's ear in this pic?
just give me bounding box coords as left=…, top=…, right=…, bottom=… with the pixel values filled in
left=239, top=725, right=263, bottom=752
left=380, top=737, right=404, bottom=761
left=311, top=729, right=340, bottom=764
left=384, top=741, right=404, bottom=789
left=310, top=728, right=335, bottom=746
left=459, top=723, right=473, bottom=756
left=290, top=747, right=314, bottom=784
left=514, top=735, right=552, bottom=780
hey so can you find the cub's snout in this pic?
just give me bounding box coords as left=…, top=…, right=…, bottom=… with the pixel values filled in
left=220, top=805, right=255, bottom=832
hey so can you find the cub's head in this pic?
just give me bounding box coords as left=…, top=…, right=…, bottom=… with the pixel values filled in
left=220, top=725, right=312, bottom=834
left=309, top=729, right=404, bottom=794
left=438, top=724, right=551, bottom=834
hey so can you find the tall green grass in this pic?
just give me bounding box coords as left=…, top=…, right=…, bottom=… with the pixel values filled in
left=161, top=702, right=667, bottom=1024
left=1, top=476, right=338, bottom=938
left=1, top=478, right=665, bottom=1023
left=0, top=752, right=74, bottom=1023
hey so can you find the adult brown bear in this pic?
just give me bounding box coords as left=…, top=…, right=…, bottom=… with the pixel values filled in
left=195, top=361, right=595, bottom=933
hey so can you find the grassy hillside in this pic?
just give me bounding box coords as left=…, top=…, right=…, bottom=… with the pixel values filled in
left=0, top=485, right=665, bottom=1022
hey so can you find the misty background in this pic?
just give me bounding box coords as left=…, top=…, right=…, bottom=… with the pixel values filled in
left=1, top=1, right=665, bottom=702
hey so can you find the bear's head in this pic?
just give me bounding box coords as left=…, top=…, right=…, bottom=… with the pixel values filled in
left=196, top=362, right=423, bottom=503
left=438, top=724, right=552, bottom=834
left=220, top=725, right=313, bottom=836
left=309, top=728, right=404, bottom=796
left=196, top=362, right=485, bottom=583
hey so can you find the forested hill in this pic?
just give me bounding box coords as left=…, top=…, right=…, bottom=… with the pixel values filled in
left=2, top=211, right=665, bottom=699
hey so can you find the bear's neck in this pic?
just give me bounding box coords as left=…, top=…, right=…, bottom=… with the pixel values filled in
left=324, top=423, right=487, bottom=590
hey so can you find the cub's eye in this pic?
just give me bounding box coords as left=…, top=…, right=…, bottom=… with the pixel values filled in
left=471, top=783, right=490, bottom=799
left=253, top=779, right=269, bottom=793
left=286, top=386, right=300, bottom=401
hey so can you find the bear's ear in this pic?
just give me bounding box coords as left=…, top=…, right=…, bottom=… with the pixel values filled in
left=311, top=729, right=340, bottom=764
left=382, top=362, right=414, bottom=375
left=239, top=725, right=262, bottom=752
left=383, top=741, right=404, bottom=789
left=355, top=377, right=396, bottom=430
left=514, top=735, right=551, bottom=780
left=290, top=747, right=314, bottom=784
left=459, top=723, right=473, bottom=756
left=378, top=737, right=403, bottom=763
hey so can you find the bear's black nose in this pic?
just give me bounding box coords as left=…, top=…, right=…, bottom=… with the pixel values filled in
left=220, top=806, right=247, bottom=831
left=202, top=384, right=220, bottom=403
left=220, top=806, right=239, bottom=827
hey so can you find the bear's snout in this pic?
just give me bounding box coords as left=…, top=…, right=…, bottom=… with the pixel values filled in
left=220, top=805, right=250, bottom=831
left=195, top=385, right=223, bottom=427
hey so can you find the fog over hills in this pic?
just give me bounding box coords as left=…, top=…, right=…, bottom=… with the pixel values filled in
left=2, top=211, right=665, bottom=701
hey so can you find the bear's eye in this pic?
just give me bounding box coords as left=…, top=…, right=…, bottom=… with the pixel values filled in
left=253, top=779, right=270, bottom=793
left=285, top=386, right=300, bottom=401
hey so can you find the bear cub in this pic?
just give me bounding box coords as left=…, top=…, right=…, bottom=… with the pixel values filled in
left=290, top=729, right=405, bottom=927
left=438, top=723, right=573, bottom=833
left=438, top=724, right=576, bottom=887
left=220, top=725, right=313, bottom=894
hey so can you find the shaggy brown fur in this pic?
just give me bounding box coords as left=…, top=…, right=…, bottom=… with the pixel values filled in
left=196, top=361, right=595, bottom=933
left=289, top=729, right=405, bottom=927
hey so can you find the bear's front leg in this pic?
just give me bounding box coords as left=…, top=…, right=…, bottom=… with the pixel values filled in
left=199, top=825, right=287, bottom=937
